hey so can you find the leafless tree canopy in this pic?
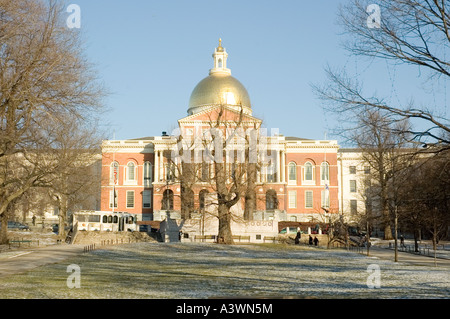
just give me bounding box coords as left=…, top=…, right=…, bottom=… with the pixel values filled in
left=313, top=0, right=450, bottom=150
left=0, top=0, right=105, bottom=243
left=312, top=0, right=450, bottom=243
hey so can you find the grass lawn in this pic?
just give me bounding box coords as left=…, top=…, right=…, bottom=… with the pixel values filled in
left=0, top=242, right=448, bottom=299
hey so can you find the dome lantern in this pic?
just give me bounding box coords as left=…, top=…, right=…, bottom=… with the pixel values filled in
left=210, top=38, right=231, bottom=75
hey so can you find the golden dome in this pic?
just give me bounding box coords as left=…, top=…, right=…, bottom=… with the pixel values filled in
left=188, top=40, right=252, bottom=116
left=188, top=73, right=252, bottom=115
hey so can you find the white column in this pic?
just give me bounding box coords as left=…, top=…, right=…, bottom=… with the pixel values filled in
left=159, top=151, right=164, bottom=182
left=154, top=150, right=159, bottom=183
left=276, top=149, right=281, bottom=183
left=281, top=150, right=285, bottom=183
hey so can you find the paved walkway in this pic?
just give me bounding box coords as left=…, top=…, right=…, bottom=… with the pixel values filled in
left=0, top=244, right=84, bottom=277
left=354, top=246, right=450, bottom=268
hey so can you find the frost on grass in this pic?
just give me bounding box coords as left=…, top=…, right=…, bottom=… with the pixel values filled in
left=0, top=243, right=448, bottom=298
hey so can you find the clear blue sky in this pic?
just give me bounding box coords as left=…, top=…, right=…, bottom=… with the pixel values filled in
left=70, top=0, right=448, bottom=143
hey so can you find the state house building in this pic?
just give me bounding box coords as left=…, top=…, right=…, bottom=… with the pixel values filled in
left=100, top=40, right=361, bottom=226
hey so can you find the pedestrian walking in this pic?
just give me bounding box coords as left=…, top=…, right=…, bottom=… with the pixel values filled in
left=313, top=236, right=319, bottom=246
left=400, top=234, right=405, bottom=248
left=309, top=235, right=313, bottom=245
left=295, top=230, right=301, bottom=245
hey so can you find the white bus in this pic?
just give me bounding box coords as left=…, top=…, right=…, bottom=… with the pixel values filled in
left=73, top=211, right=137, bottom=232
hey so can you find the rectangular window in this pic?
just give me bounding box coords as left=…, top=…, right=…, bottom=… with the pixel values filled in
left=349, top=166, right=356, bottom=174
left=321, top=163, right=329, bottom=182
left=288, top=191, right=297, bottom=208
left=127, top=163, right=135, bottom=181
left=350, top=180, right=357, bottom=193
left=143, top=162, right=152, bottom=187
left=288, top=163, right=297, bottom=185
left=88, top=215, right=100, bottom=223
left=305, top=191, right=313, bottom=208
left=109, top=190, right=118, bottom=208
left=201, top=162, right=209, bottom=181
left=143, top=190, right=152, bottom=208
left=166, top=163, right=175, bottom=182
left=267, top=163, right=276, bottom=183
left=302, top=163, right=315, bottom=185
left=126, top=190, right=135, bottom=208
left=364, top=166, right=370, bottom=174
left=350, top=199, right=357, bottom=214
left=321, top=189, right=330, bottom=208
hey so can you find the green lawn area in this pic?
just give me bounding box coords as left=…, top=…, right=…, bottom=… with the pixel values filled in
left=0, top=243, right=448, bottom=299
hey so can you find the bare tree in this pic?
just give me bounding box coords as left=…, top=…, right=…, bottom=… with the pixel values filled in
left=343, top=109, right=415, bottom=239
left=45, top=115, right=103, bottom=239
left=399, top=150, right=450, bottom=250
left=0, top=0, right=104, bottom=243
left=171, top=104, right=265, bottom=244
left=313, top=0, right=450, bottom=151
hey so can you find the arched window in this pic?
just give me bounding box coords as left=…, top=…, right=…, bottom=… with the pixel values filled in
left=218, top=58, right=223, bottom=68
left=127, top=162, right=136, bottom=181
left=143, top=162, right=152, bottom=187
left=102, top=215, right=108, bottom=223
left=321, top=162, right=329, bottom=183
left=162, top=189, right=174, bottom=210
left=303, top=162, right=315, bottom=185
left=266, top=189, right=278, bottom=210
left=288, top=162, right=297, bottom=184
left=199, top=189, right=209, bottom=211
left=110, top=161, right=119, bottom=184
left=305, top=162, right=313, bottom=180
left=107, top=215, right=113, bottom=223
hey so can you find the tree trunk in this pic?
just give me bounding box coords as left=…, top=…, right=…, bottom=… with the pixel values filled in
left=214, top=160, right=236, bottom=245
left=414, top=229, right=419, bottom=252
left=180, top=162, right=195, bottom=219
left=382, top=199, right=393, bottom=240
left=383, top=223, right=393, bottom=240
left=244, top=191, right=255, bottom=221
left=58, top=193, right=68, bottom=240
left=0, top=213, right=8, bottom=245
left=217, top=203, right=234, bottom=244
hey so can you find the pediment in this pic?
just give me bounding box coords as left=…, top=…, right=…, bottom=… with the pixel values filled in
left=178, top=105, right=262, bottom=125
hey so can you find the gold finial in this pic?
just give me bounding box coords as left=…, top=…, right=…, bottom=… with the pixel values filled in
left=216, top=38, right=224, bottom=52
